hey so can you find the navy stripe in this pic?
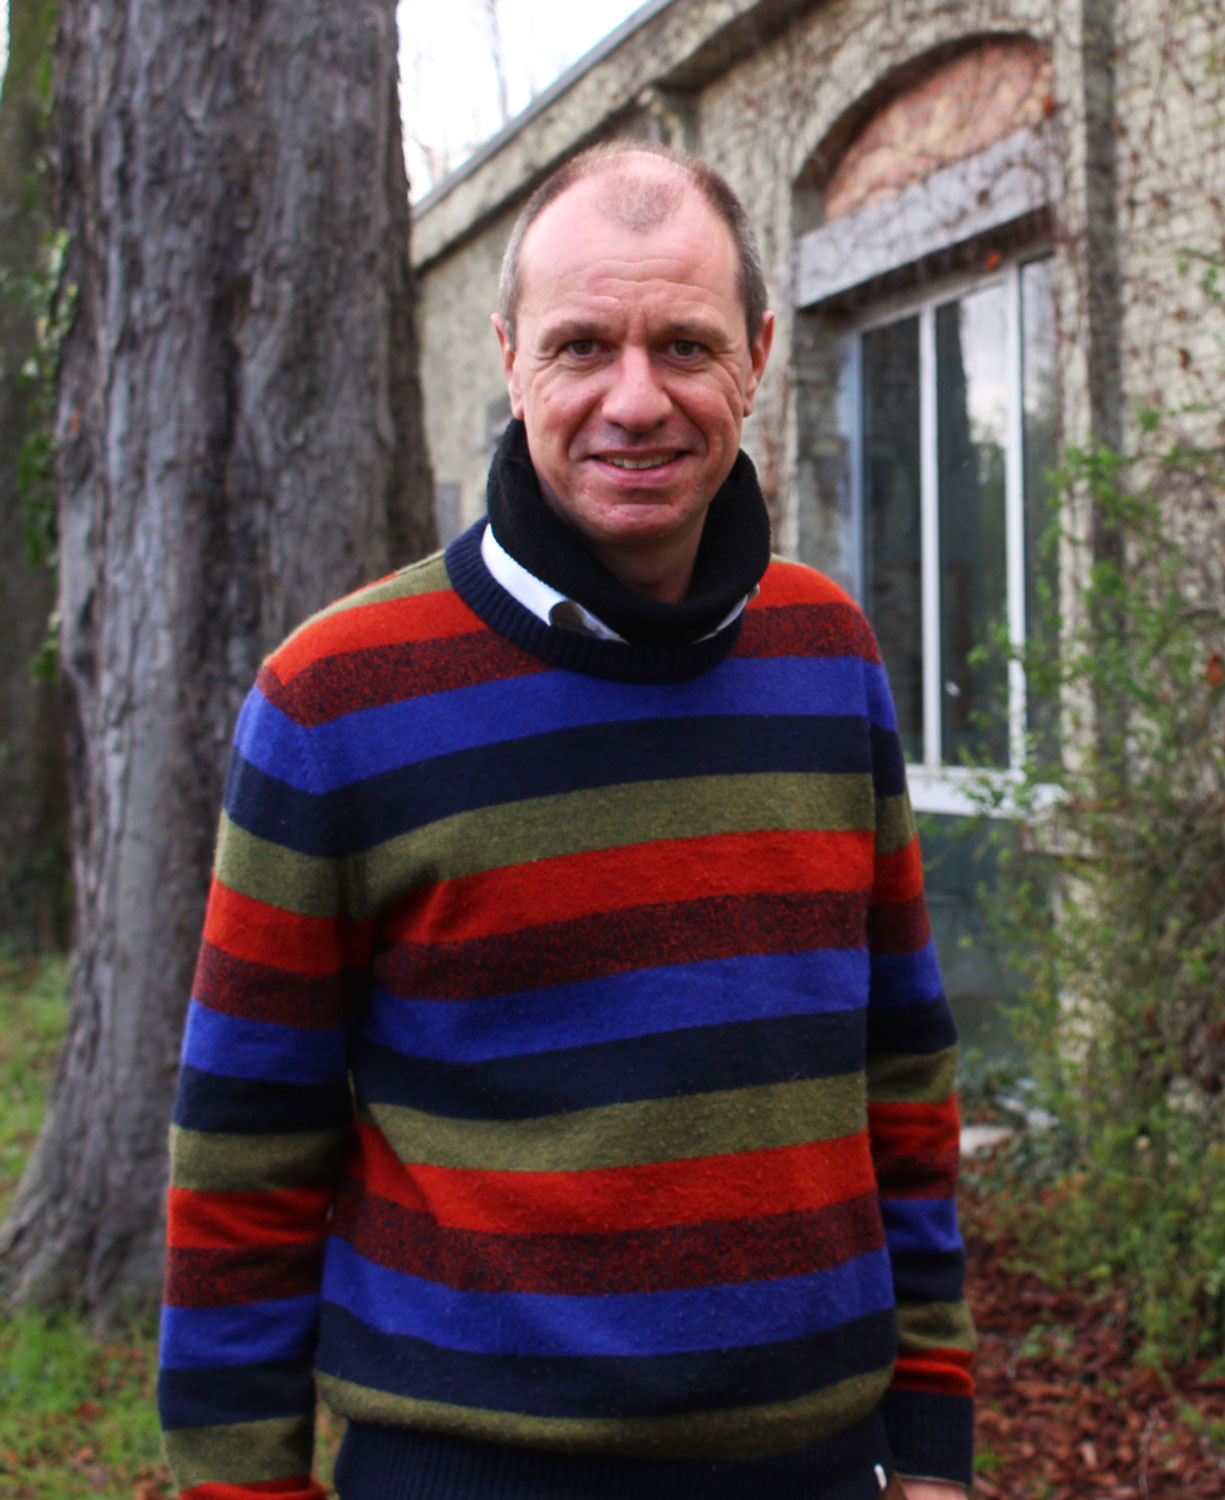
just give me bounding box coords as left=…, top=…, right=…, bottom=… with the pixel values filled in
left=174, top=1064, right=353, bottom=1134
left=890, top=1248, right=968, bottom=1305
left=880, top=1389, right=975, bottom=1487
left=869, top=724, right=907, bottom=797
left=226, top=715, right=872, bottom=856
left=158, top=1358, right=315, bottom=1429
left=867, top=995, right=957, bottom=1056
left=354, top=1008, right=867, bottom=1119
left=315, top=1301, right=897, bottom=1418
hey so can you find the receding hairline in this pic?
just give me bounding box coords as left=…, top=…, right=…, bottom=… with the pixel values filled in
left=497, top=142, right=768, bottom=348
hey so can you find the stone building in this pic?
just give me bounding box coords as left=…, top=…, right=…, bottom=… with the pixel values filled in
left=411, top=0, right=1224, bottom=1054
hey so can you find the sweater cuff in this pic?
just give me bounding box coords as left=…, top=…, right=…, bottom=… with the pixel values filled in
left=881, top=1388, right=974, bottom=1488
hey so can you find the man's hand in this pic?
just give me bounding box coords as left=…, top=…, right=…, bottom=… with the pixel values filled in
left=898, top=1482, right=969, bottom=1500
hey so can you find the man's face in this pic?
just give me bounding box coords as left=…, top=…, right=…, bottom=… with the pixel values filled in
left=493, top=166, right=773, bottom=597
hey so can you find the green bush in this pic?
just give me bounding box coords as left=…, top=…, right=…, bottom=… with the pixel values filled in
left=973, top=431, right=1225, bottom=1366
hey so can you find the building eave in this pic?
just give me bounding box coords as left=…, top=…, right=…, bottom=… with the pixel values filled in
left=411, top=0, right=824, bottom=270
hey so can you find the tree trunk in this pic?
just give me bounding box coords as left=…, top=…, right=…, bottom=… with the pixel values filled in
left=0, top=0, right=435, bottom=1320
left=0, top=0, right=69, bottom=950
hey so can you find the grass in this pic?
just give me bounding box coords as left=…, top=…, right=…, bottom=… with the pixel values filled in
left=0, top=947, right=68, bottom=1222
left=0, top=950, right=342, bottom=1498
left=0, top=949, right=168, bottom=1498
left=0, top=1309, right=168, bottom=1499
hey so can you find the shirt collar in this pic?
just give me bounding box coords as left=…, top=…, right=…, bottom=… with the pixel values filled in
left=481, top=522, right=756, bottom=645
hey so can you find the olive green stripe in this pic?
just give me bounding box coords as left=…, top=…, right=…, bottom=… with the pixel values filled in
left=316, top=1366, right=892, bottom=1462
left=302, top=550, right=451, bottom=623
left=366, top=1073, right=865, bottom=1173
left=896, top=1298, right=978, bottom=1356
left=867, top=1047, right=957, bottom=1104
left=876, top=792, right=916, bottom=857
left=215, top=772, right=877, bottom=920
left=214, top=812, right=339, bottom=917
left=170, top=1124, right=349, bottom=1194
left=351, top=773, right=877, bottom=918
left=163, top=1414, right=314, bottom=1490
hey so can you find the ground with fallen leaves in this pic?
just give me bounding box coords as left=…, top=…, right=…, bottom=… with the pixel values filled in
left=963, top=1162, right=1225, bottom=1498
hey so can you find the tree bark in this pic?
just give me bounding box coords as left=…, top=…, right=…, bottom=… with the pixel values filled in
left=0, top=0, right=435, bottom=1319
left=0, top=0, right=69, bottom=950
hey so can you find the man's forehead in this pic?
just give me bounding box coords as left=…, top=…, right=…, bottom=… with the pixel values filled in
left=524, top=159, right=699, bottom=253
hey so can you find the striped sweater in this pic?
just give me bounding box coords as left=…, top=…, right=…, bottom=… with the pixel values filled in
left=158, top=522, right=975, bottom=1499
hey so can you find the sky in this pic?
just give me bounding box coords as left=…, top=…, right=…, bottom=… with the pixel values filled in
left=399, top=0, right=647, bottom=195
left=0, top=0, right=647, bottom=198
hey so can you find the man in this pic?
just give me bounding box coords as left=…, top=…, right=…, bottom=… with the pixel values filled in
left=159, top=142, right=975, bottom=1500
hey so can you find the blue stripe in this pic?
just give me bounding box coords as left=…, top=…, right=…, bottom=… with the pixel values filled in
left=232, top=686, right=332, bottom=796
left=315, top=1302, right=898, bottom=1418
left=159, top=1294, right=320, bottom=1370
left=363, top=949, right=870, bottom=1063
left=226, top=715, right=875, bottom=856
left=880, top=1196, right=964, bottom=1257
left=238, top=659, right=890, bottom=794
left=870, top=941, right=944, bottom=1006
left=322, top=1238, right=894, bottom=1356
left=354, top=1007, right=867, bottom=1119
left=181, top=999, right=349, bottom=1084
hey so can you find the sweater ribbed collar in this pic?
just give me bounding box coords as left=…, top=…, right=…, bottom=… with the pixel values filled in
left=484, top=420, right=771, bottom=649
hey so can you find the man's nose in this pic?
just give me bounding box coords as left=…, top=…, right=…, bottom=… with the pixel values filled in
left=601, top=347, right=672, bottom=429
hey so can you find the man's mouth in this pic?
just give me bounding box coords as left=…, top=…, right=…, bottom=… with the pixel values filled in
left=600, top=452, right=680, bottom=471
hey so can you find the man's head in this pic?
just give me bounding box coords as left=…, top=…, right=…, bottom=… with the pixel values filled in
left=492, top=143, right=774, bottom=603
left=497, top=142, right=769, bottom=352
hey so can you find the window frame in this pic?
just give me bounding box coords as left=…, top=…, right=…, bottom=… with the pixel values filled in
left=837, top=250, right=1055, bottom=816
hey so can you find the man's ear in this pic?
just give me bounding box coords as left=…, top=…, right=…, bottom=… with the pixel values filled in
left=492, top=314, right=524, bottom=420
left=742, top=310, right=775, bottom=417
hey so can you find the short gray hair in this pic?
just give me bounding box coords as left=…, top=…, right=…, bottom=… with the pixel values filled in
left=497, top=141, right=769, bottom=348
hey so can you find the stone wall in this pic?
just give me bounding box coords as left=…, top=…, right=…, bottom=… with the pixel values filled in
left=412, top=0, right=1218, bottom=543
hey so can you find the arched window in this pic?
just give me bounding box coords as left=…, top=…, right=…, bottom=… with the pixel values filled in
left=795, top=40, right=1060, bottom=807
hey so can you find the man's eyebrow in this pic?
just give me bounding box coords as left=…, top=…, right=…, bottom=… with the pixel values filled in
left=536, top=318, right=608, bottom=346
left=658, top=320, right=727, bottom=347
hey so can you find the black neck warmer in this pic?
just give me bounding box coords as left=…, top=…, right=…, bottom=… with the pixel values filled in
left=484, top=420, right=771, bottom=648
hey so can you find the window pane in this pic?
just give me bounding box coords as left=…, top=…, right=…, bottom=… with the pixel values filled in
left=936, top=286, right=1008, bottom=766
left=1022, top=256, right=1060, bottom=761
left=862, top=316, right=922, bottom=761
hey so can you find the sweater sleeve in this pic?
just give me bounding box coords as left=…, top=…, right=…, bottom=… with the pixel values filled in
left=158, top=675, right=372, bottom=1500
left=863, top=672, right=977, bottom=1487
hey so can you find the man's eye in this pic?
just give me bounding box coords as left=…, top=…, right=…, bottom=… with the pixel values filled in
left=565, top=339, right=597, bottom=356
left=672, top=339, right=703, bottom=358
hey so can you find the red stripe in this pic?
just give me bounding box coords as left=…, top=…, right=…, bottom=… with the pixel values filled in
left=866, top=892, right=932, bottom=955
left=167, top=1185, right=335, bottom=1250
left=183, top=1480, right=326, bottom=1500
left=868, top=1096, right=962, bottom=1159
left=269, top=586, right=477, bottom=681
left=872, top=839, right=924, bottom=903
left=353, top=1123, right=875, bottom=1234
left=892, top=1348, right=975, bottom=1397
left=332, top=1179, right=886, bottom=1294
left=377, top=889, right=866, bottom=1002
left=166, top=1242, right=324, bottom=1309
left=384, top=830, right=874, bottom=943
left=752, top=561, right=853, bottom=608
left=203, top=883, right=373, bottom=977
